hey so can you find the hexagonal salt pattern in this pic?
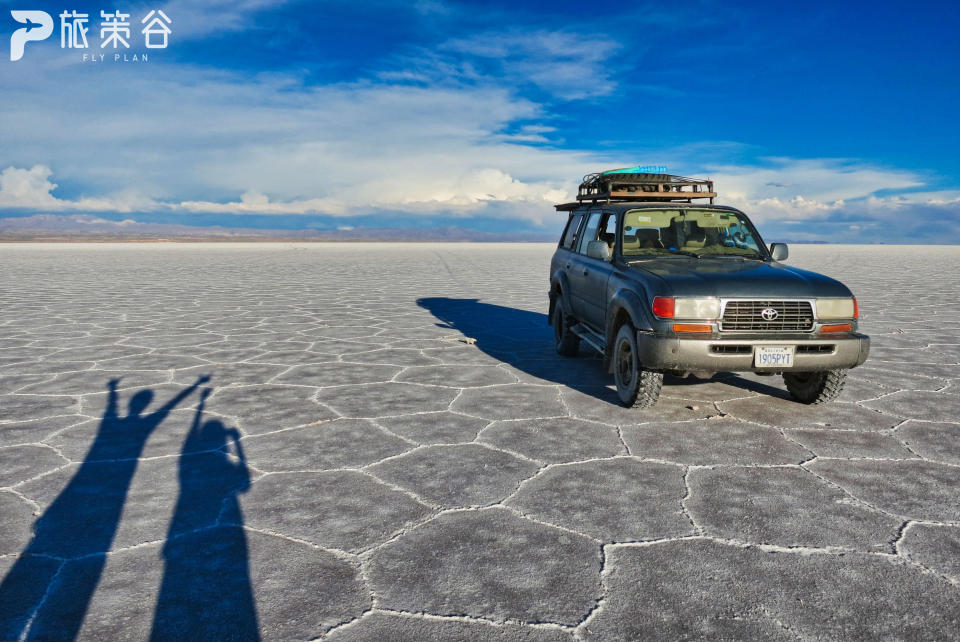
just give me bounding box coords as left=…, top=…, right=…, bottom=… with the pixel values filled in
left=0, top=243, right=958, bottom=640
left=506, top=458, right=692, bottom=542
left=366, top=508, right=601, bottom=625
left=581, top=539, right=960, bottom=640
left=685, top=466, right=902, bottom=550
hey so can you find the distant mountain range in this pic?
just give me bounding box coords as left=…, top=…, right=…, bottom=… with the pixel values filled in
left=0, top=214, right=555, bottom=242
left=0, top=214, right=837, bottom=244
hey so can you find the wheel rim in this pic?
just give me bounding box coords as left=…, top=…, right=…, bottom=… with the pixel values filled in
left=616, top=338, right=634, bottom=386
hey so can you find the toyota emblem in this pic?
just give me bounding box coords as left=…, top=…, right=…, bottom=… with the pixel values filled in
left=760, top=308, right=779, bottom=321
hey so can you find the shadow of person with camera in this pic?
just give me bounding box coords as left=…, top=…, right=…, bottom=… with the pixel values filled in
left=150, top=387, right=259, bottom=641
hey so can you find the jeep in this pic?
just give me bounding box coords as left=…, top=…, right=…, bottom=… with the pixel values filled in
left=548, top=169, right=870, bottom=407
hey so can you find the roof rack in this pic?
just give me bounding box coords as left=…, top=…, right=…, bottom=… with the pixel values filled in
left=576, top=170, right=716, bottom=204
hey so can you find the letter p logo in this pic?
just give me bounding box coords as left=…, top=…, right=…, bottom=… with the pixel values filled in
left=10, top=10, right=53, bottom=61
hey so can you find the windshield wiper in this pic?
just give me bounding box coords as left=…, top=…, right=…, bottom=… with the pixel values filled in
left=626, top=250, right=698, bottom=261
left=696, top=253, right=763, bottom=260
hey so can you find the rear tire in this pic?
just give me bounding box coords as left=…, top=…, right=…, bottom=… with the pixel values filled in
left=783, top=369, right=847, bottom=404
left=613, top=324, right=663, bottom=408
left=553, top=304, right=580, bottom=357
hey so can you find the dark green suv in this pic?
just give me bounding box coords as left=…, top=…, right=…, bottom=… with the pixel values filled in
left=548, top=171, right=869, bottom=408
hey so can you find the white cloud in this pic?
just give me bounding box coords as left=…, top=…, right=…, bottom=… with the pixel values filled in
left=716, top=189, right=960, bottom=244
left=0, top=166, right=60, bottom=209
left=173, top=168, right=570, bottom=225
left=688, top=157, right=958, bottom=242
left=180, top=190, right=343, bottom=215
left=0, top=165, right=164, bottom=213
left=377, top=29, right=622, bottom=100
left=704, top=158, right=923, bottom=204
left=441, top=30, right=621, bottom=99
left=147, top=0, right=294, bottom=39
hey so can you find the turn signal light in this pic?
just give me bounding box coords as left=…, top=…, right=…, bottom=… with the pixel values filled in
left=820, top=323, right=853, bottom=334
left=652, top=296, right=674, bottom=318
left=853, top=298, right=859, bottom=319
left=673, top=323, right=712, bottom=333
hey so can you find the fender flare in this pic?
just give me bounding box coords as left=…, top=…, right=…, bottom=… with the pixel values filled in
left=604, top=288, right=654, bottom=368
left=548, top=270, right=574, bottom=325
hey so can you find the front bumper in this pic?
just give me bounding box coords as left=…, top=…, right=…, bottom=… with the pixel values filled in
left=636, top=332, right=870, bottom=372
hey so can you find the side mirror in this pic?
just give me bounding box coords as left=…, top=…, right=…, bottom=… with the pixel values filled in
left=769, top=242, right=789, bottom=261
left=586, top=240, right=612, bottom=261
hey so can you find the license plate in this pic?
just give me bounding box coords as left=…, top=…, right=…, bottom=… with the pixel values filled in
left=754, top=345, right=794, bottom=368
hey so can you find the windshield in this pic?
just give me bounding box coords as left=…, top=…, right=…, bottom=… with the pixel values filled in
left=621, top=209, right=765, bottom=259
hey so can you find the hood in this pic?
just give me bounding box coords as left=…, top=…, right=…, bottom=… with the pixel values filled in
left=629, top=258, right=853, bottom=298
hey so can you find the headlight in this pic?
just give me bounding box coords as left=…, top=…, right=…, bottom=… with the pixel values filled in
left=674, top=298, right=721, bottom=319
left=817, top=298, right=856, bottom=319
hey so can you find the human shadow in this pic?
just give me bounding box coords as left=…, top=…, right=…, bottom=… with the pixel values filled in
left=150, top=388, right=259, bottom=641
left=417, top=298, right=790, bottom=401
left=0, top=376, right=208, bottom=641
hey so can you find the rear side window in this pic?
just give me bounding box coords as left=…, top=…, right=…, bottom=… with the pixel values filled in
left=561, top=214, right=584, bottom=249
left=577, top=212, right=603, bottom=254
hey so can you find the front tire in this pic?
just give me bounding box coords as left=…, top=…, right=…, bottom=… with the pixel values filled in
left=552, top=304, right=580, bottom=356
left=783, top=369, right=847, bottom=404
left=613, top=324, right=663, bottom=408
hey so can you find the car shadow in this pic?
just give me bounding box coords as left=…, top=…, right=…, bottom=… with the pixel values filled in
left=663, top=370, right=792, bottom=398
left=417, top=297, right=790, bottom=403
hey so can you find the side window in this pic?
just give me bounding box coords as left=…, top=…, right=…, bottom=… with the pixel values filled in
left=561, top=214, right=584, bottom=250
left=576, top=212, right=603, bottom=254
left=599, top=214, right=617, bottom=250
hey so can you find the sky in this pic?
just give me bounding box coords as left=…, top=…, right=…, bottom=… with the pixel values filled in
left=1, top=0, right=959, bottom=242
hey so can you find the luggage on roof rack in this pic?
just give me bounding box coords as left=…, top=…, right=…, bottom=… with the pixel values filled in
left=577, top=169, right=716, bottom=204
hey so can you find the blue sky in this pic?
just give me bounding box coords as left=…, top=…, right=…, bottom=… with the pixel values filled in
left=1, top=0, right=958, bottom=241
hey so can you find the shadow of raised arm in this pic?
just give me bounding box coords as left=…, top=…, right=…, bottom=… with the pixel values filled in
left=188, top=388, right=212, bottom=435
left=104, top=378, right=121, bottom=421
left=146, top=375, right=210, bottom=430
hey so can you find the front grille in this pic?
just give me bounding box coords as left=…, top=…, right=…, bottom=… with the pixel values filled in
left=720, top=300, right=814, bottom=332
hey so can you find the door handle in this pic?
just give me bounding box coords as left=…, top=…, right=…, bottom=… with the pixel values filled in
left=566, top=263, right=571, bottom=269
left=583, top=269, right=589, bottom=276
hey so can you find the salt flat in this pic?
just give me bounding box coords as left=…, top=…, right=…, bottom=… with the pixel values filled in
left=0, top=242, right=958, bottom=640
